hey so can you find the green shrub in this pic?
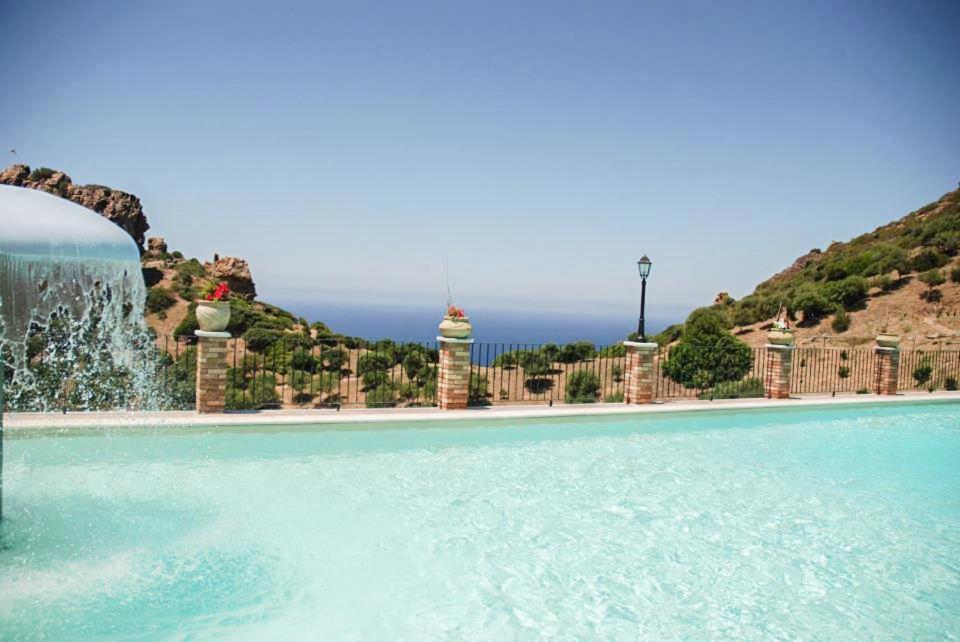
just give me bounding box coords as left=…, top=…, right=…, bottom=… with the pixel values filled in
left=365, top=382, right=397, bottom=407
left=557, top=341, right=596, bottom=363
left=289, top=350, right=318, bottom=373
left=598, top=344, right=626, bottom=358
left=468, top=373, right=491, bottom=406
left=918, top=269, right=946, bottom=302
left=318, top=345, right=349, bottom=372
left=699, top=377, right=764, bottom=400
left=946, top=377, right=958, bottom=391
left=838, top=366, right=851, bottom=379
left=174, top=303, right=198, bottom=337
left=145, top=287, right=176, bottom=313
left=911, top=249, right=949, bottom=272
left=28, top=167, right=56, bottom=181
left=791, top=283, right=832, bottom=321
left=913, top=361, right=933, bottom=386
left=243, top=326, right=283, bottom=352
left=662, top=308, right=753, bottom=389
left=565, top=371, right=600, bottom=403
left=951, top=265, right=960, bottom=284
left=822, top=276, right=868, bottom=309
left=831, top=308, right=851, bottom=333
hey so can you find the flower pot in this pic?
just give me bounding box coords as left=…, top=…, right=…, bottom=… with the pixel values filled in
left=767, top=330, right=795, bottom=346
left=196, top=300, right=231, bottom=332
left=438, top=315, right=472, bottom=339
left=876, top=333, right=901, bottom=349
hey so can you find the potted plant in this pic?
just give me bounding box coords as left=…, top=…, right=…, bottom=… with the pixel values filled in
left=876, top=323, right=900, bottom=349
left=438, top=305, right=472, bottom=339
left=196, top=281, right=231, bottom=332
left=767, top=318, right=795, bottom=346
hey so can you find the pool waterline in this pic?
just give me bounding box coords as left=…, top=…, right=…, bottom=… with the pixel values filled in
left=1, top=399, right=958, bottom=639
left=5, top=390, right=960, bottom=432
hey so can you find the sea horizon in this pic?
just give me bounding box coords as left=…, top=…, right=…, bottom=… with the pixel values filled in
left=273, top=299, right=683, bottom=345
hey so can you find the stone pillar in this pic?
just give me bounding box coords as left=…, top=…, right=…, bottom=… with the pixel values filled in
left=875, top=347, right=900, bottom=396
left=437, top=337, right=473, bottom=409
left=195, top=330, right=230, bottom=413
left=623, top=341, right=657, bottom=404
left=764, top=344, right=795, bottom=399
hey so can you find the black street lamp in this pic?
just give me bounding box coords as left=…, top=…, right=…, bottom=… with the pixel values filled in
left=637, top=255, right=652, bottom=340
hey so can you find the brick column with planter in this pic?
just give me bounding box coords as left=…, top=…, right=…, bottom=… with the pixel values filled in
left=195, top=330, right=230, bottom=413
left=623, top=341, right=658, bottom=404
left=437, top=337, right=473, bottom=409
left=875, top=333, right=901, bottom=395
left=764, top=344, right=795, bottom=399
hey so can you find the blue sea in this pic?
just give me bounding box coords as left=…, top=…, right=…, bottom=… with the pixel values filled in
left=272, top=300, right=679, bottom=346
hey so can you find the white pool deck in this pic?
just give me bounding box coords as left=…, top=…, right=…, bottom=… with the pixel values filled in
left=4, top=391, right=960, bottom=431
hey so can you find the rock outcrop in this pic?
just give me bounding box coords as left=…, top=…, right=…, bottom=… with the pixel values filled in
left=1, top=164, right=150, bottom=251
left=206, top=256, right=257, bottom=300
left=147, top=237, right=168, bottom=254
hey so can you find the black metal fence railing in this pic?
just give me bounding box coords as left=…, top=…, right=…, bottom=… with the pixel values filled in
left=6, top=333, right=960, bottom=412
left=790, top=348, right=878, bottom=395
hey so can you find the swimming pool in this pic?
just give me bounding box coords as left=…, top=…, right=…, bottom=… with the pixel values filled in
left=1, top=401, right=958, bottom=639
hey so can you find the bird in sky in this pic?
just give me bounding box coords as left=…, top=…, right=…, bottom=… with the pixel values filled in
left=8, top=149, right=15, bottom=155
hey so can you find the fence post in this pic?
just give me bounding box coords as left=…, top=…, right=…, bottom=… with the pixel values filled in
left=623, top=341, right=657, bottom=404
left=764, top=344, right=795, bottom=399
left=875, top=334, right=901, bottom=395
left=438, top=337, right=473, bottom=409
left=195, top=330, right=230, bottom=413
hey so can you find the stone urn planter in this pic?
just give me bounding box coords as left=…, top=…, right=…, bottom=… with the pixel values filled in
left=767, top=330, right=796, bottom=346
left=876, top=333, right=901, bottom=349
left=438, top=315, right=472, bottom=339
left=196, top=300, right=231, bottom=332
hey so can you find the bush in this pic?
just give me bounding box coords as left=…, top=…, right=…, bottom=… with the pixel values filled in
left=913, top=361, right=933, bottom=386
left=289, top=350, right=318, bottom=373
left=469, top=373, right=491, bottom=406
left=557, top=341, right=596, bottom=363
left=791, top=283, right=832, bottom=321
left=28, top=167, right=56, bottom=181
left=919, top=269, right=946, bottom=302
left=952, top=265, right=960, bottom=284
left=145, top=287, right=176, bottom=313
left=318, top=345, right=348, bottom=372
left=243, top=326, right=283, bottom=352
left=699, top=377, right=764, bottom=400
left=662, top=308, right=753, bottom=389
left=565, top=371, right=600, bottom=403
left=822, top=276, right=868, bottom=309
left=598, top=344, right=626, bottom=358
left=174, top=303, right=199, bottom=337
left=365, top=382, right=397, bottom=407
left=838, top=366, right=851, bottom=379
left=831, top=308, right=851, bottom=333
left=911, top=249, right=949, bottom=273
left=946, top=377, right=958, bottom=391
left=603, top=392, right=624, bottom=403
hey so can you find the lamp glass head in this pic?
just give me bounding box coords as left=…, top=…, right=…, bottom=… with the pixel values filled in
left=637, top=255, right=652, bottom=279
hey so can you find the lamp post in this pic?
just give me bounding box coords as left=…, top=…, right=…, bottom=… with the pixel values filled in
left=636, top=255, right=652, bottom=341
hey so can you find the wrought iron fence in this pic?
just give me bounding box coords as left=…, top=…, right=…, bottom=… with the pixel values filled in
left=7, top=333, right=960, bottom=412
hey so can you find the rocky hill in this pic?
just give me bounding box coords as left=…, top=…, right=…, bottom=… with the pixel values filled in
left=671, top=186, right=960, bottom=349
left=1, top=164, right=304, bottom=342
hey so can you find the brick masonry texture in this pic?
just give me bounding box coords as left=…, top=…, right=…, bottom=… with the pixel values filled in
left=438, top=341, right=472, bottom=409
left=624, top=344, right=656, bottom=404
left=196, top=336, right=228, bottom=413
left=875, top=348, right=900, bottom=395
left=764, top=345, right=794, bottom=400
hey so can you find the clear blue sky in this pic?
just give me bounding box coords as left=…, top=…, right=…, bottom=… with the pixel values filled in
left=2, top=0, right=958, bottom=318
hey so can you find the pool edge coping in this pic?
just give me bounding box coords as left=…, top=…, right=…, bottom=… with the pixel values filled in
left=5, top=391, right=960, bottom=431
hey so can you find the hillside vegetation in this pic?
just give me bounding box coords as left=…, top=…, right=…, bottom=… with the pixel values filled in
left=652, top=186, right=960, bottom=348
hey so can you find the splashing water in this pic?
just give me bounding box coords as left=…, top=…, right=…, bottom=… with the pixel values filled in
left=0, top=184, right=166, bottom=411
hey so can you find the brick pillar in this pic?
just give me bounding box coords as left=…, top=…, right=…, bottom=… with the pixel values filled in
left=437, top=337, right=473, bottom=409
left=195, top=331, right=230, bottom=413
left=623, top=341, right=657, bottom=404
left=875, top=347, right=900, bottom=395
left=764, top=345, right=794, bottom=399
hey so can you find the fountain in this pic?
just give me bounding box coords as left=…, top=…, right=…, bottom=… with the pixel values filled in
left=0, top=183, right=153, bottom=517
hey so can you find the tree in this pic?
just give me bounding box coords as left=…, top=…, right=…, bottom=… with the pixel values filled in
left=662, top=308, right=753, bottom=390
left=823, top=276, right=868, bottom=309
left=831, top=308, right=851, bottom=333
left=911, top=249, right=949, bottom=273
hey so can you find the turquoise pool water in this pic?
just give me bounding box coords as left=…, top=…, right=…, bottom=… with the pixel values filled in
left=1, top=402, right=959, bottom=639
